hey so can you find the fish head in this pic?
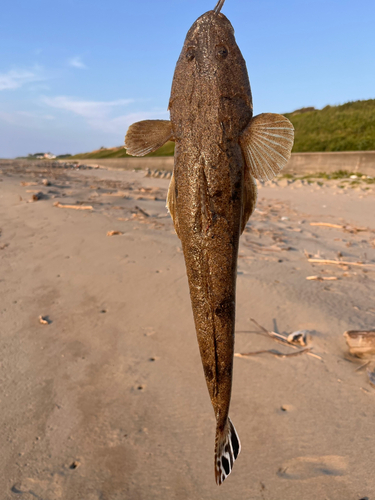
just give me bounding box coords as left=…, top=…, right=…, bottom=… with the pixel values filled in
left=170, top=10, right=253, bottom=139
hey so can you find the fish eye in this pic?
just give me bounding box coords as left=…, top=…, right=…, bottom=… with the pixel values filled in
left=186, top=48, right=195, bottom=62
left=216, top=45, right=228, bottom=59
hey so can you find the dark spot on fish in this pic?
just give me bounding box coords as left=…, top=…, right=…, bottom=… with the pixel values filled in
left=203, top=364, right=214, bottom=383
left=186, top=48, right=195, bottom=61
left=215, top=298, right=233, bottom=318
left=221, top=456, right=230, bottom=475
left=216, top=44, right=228, bottom=59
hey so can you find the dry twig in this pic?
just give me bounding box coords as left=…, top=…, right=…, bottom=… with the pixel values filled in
left=306, top=276, right=338, bottom=281
left=308, top=258, right=375, bottom=268
left=235, top=348, right=311, bottom=358
left=107, top=231, right=123, bottom=236
left=54, top=202, right=93, bottom=210
left=39, top=315, right=50, bottom=325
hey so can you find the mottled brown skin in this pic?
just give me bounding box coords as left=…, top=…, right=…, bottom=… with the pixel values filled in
left=169, top=11, right=253, bottom=432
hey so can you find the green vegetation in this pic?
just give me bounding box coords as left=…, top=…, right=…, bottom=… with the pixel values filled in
left=280, top=170, right=375, bottom=189
left=285, top=99, right=375, bottom=152
left=71, top=141, right=175, bottom=159
left=72, top=99, right=375, bottom=158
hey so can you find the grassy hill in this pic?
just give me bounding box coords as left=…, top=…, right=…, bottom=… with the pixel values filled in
left=71, top=99, right=375, bottom=158
left=71, top=141, right=175, bottom=160
left=285, top=99, right=375, bottom=152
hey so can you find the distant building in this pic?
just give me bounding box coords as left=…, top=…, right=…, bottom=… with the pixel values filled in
left=30, top=152, right=56, bottom=159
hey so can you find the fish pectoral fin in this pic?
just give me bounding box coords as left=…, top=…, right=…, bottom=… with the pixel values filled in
left=166, top=172, right=180, bottom=238
left=240, top=113, right=294, bottom=181
left=241, top=167, right=258, bottom=233
left=124, top=120, right=173, bottom=157
left=215, top=417, right=241, bottom=486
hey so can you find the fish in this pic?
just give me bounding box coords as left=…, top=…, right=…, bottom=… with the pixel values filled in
left=124, top=0, right=294, bottom=485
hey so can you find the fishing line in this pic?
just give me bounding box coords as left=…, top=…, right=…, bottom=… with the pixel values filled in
left=214, top=0, right=226, bottom=15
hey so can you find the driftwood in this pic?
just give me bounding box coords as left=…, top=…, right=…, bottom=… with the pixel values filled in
left=344, top=330, right=375, bottom=357
left=235, top=348, right=311, bottom=359
left=235, top=319, right=322, bottom=361
left=308, top=258, right=375, bottom=268
left=306, top=276, right=338, bottom=281
left=54, top=202, right=93, bottom=210
left=310, top=222, right=370, bottom=233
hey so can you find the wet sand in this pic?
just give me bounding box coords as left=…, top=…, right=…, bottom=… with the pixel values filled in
left=1, top=160, right=375, bottom=500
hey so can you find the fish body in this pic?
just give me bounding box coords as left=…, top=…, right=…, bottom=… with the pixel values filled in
left=125, top=0, right=294, bottom=485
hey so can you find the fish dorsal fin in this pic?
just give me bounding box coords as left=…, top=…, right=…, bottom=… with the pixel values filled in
left=240, top=113, right=294, bottom=181
left=241, top=166, right=258, bottom=234
left=124, top=120, right=173, bottom=157
left=166, top=172, right=180, bottom=238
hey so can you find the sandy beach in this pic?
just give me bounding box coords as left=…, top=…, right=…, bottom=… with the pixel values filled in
left=1, top=160, right=375, bottom=500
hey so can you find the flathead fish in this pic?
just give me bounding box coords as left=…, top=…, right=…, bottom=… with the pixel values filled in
left=125, top=0, right=294, bottom=485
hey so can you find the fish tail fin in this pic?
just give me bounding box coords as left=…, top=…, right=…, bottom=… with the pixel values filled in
left=214, top=417, right=241, bottom=485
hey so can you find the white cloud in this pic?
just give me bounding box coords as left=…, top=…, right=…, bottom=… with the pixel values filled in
left=0, top=69, right=45, bottom=91
left=68, top=56, right=87, bottom=69
left=43, top=96, right=133, bottom=119
left=42, top=95, right=169, bottom=135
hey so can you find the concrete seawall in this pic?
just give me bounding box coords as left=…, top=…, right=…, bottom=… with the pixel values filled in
left=68, top=151, right=375, bottom=176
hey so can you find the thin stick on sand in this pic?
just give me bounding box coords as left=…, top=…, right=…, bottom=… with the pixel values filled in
left=310, top=222, right=370, bottom=232
left=308, top=258, right=375, bottom=268
left=235, top=319, right=323, bottom=361
left=54, top=202, right=93, bottom=210
left=235, top=348, right=311, bottom=359
left=306, top=276, right=338, bottom=281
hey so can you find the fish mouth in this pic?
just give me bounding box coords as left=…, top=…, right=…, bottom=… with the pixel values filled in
left=213, top=0, right=226, bottom=14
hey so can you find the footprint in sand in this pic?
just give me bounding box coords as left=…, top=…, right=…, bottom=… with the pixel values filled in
left=11, top=476, right=101, bottom=500
left=277, top=455, right=348, bottom=480
left=12, top=476, right=62, bottom=499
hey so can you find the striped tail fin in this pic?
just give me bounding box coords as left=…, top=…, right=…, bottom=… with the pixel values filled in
left=214, top=417, right=241, bottom=485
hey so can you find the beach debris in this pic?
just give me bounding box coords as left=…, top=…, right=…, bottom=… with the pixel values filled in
left=69, top=460, right=80, bottom=470
left=344, top=330, right=375, bottom=357
left=102, top=191, right=128, bottom=197
left=366, top=368, right=375, bottom=388
left=20, top=181, right=38, bottom=186
left=134, top=205, right=149, bottom=218
left=310, top=222, right=370, bottom=233
left=106, top=230, right=123, bottom=236
left=287, top=330, right=309, bottom=346
left=235, top=348, right=311, bottom=359
left=42, top=179, right=51, bottom=186
left=308, top=258, right=375, bottom=268
left=53, top=202, right=93, bottom=210
left=306, top=276, right=338, bottom=281
left=32, top=192, right=44, bottom=201
left=38, top=315, right=50, bottom=325
left=235, top=319, right=321, bottom=360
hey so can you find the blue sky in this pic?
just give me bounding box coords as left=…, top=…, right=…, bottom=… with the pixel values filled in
left=0, top=0, right=374, bottom=158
